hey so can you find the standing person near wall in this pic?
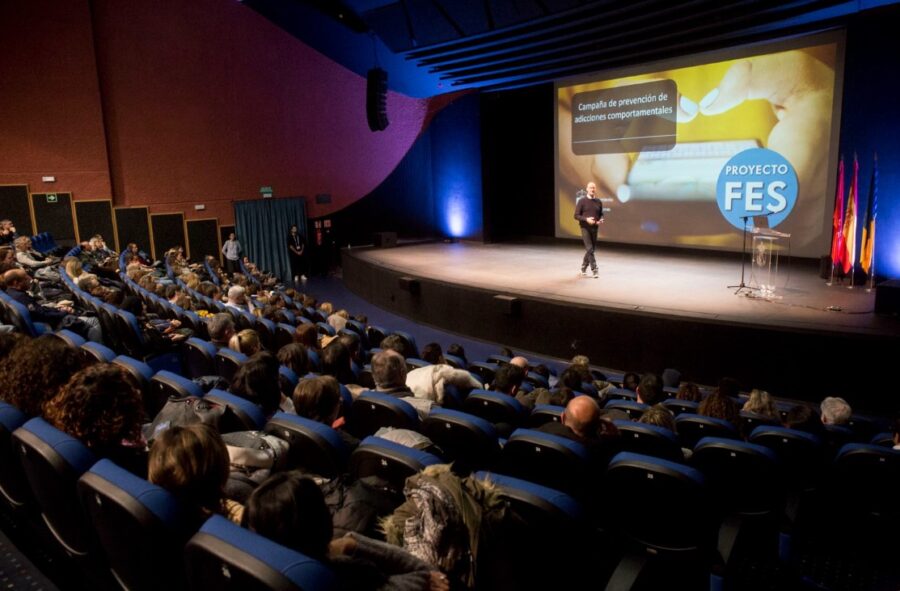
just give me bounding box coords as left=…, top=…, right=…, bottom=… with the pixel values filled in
left=287, top=224, right=307, bottom=284
left=222, top=232, right=242, bottom=276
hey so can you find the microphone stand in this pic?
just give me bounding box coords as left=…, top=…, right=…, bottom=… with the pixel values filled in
left=728, top=215, right=752, bottom=295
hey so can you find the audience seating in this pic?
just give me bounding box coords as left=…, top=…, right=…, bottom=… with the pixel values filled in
left=527, top=404, right=564, bottom=428
left=421, top=408, right=499, bottom=472
left=214, top=348, right=248, bottom=384
left=349, top=436, right=442, bottom=491
left=675, top=413, right=740, bottom=449
left=467, top=362, right=496, bottom=385
left=184, top=515, right=337, bottom=591
left=662, top=399, right=699, bottom=416
left=184, top=337, right=217, bottom=379
left=613, top=421, right=684, bottom=463
left=205, top=389, right=266, bottom=431
left=111, top=355, right=156, bottom=407
left=602, top=452, right=720, bottom=590
left=0, top=402, right=31, bottom=510
left=605, top=387, right=637, bottom=402
left=462, top=390, right=525, bottom=426
left=264, top=413, right=351, bottom=479
left=80, top=341, right=117, bottom=364
left=603, top=400, right=649, bottom=420
left=76, top=459, right=192, bottom=591
left=12, top=418, right=98, bottom=557
left=50, top=328, right=86, bottom=349
left=148, top=370, right=206, bottom=419
left=499, top=428, right=592, bottom=496
left=348, top=391, right=419, bottom=438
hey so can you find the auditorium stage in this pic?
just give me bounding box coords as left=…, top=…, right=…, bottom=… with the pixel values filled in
left=342, top=241, right=899, bottom=412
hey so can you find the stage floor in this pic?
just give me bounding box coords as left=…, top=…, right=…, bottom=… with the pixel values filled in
left=350, top=241, right=897, bottom=338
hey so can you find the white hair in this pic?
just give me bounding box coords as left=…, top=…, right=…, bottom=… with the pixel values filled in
left=820, top=396, right=852, bottom=425
left=227, top=285, right=245, bottom=302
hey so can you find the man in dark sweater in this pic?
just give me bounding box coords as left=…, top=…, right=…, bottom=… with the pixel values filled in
left=573, top=181, right=604, bottom=277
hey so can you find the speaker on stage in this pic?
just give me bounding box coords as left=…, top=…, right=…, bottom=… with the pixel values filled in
left=366, top=68, right=389, bottom=132
left=875, top=279, right=900, bottom=316
left=373, top=232, right=397, bottom=248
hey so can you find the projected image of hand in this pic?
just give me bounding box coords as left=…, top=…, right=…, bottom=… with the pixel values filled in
left=697, top=51, right=834, bottom=225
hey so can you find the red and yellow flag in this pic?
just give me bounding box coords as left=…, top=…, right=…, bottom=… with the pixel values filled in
left=830, top=157, right=845, bottom=268
left=840, top=155, right=859, bottom=275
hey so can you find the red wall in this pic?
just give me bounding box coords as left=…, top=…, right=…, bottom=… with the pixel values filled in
left=0, top=0, right=436, bottom=228
left=0, top=0, right=112, bottom=198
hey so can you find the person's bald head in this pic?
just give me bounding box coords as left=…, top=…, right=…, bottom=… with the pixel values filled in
left=562, top=396, right=601, bottom=439
left=510, top=356, right=529, bottom=370
left=3, top=268, right=29, bottom=290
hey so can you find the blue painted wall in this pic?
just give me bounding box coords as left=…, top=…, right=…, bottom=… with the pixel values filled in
left=430, top=94, right=484, bottom=240
left=840, top=6, right=900, bottom=278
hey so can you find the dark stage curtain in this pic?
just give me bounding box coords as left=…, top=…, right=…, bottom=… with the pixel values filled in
left=234, top=198, right=306, bottom=282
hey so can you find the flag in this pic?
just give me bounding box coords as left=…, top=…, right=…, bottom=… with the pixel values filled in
left=860, top=154, right=878, bottom=274
left=830, top=156, right=845, bottom=268
left=840, top=155, right=859, bottom=275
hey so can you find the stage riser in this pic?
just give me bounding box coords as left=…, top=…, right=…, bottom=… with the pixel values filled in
left=343, top=250, right=898, bottom=414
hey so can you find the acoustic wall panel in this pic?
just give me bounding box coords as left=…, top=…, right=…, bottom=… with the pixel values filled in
left=30, top=192, right=75, bottom=246
left=150, top=213, right=186, bottom=261
left=114, top=207, right=152, bottom=257
left=0, top=185, right=33, bottom=235
left=74, top=200, right=116, bottom=249
left=186, top=218, right=220, bottom=262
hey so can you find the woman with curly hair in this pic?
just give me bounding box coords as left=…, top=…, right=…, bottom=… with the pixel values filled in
left=43, top=363, right=146, bottom=475
left=148, top=423, right=241, bottom=528
left=0, top=335, right=86, bottom=416
left=675, top=382, right=702, bottom=402
left=698, top=378, right=741, bottom=430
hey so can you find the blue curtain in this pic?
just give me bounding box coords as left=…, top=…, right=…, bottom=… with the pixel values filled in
left=234, top=198, right=306, bottom=282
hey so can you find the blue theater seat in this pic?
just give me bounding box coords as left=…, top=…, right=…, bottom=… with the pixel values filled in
left=77, top=459, right=192, bottom=591
left=184, top=515, right=337, bottom=591
left=421, top=408, right=499, bottom=472
left=12, top=418, right=98, bottom=556
left=0, top=402, right=30, bottom=509
left=499, top=428, right=591, bottom=496
left=613, top=420, right=684, bottom=463
left=184, top=337, right=217, bottom=379
left=264, top=413, right=351, bottom=479
left=675, top=413, right=740, bottom=449
left=205, top=389, right=266, bottom=431
left=349, top=436, right=442, bottom=491
left=348, top=391, right=419, bottom=438
left=462, top=390, right=525, bottom=426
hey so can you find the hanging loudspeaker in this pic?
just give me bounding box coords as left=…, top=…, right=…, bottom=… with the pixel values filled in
left=366, top=68, right=389, bottom=132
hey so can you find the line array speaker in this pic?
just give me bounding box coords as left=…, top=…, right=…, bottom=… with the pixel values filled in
left=366, top=68, right=389, bottom=132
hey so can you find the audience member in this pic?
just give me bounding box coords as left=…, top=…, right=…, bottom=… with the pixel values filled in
left=421, top=342, right=445, bottom=365
left=820, top=396, right=852, bottom=426
left=622, top=372, right=641, bottom=392
left=783, top=404, right=825, bottom=437
left=321, top=341, right=356, bottom=385
left=207, top=313, right=236, bottom=349
left=292, top=375, right=358, bottom=450
left=0, top=334, right=86, bottom=416
left=244, top=471, right=446, bottom=591
left=675, top=382, right=702, bottom=402
left=43, top=363, right=146, bottom=475
left=638, top=404, right=678, bottom=433
left=446, top=343, right=467, bottom=366
left=636, top=373, right=665, bottom=406
left=148, top=424, right=242, bottom=528
left=229, top=328, right=261, bottom=356
left=230, top=352, right=281, bottom=418
left=380, top=334, right=416, bottom=360
left=698, top=383, right=740, bottom=429
left=491, top=364, right=525, bottom=396
left=742, top=389, right=779, bottom=419
left=294, top=322, right=319, bottom=350
left=371, top=350, right=412, bottom=397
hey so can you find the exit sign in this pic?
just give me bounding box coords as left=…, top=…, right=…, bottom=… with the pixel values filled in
left=259, top=186, right=273, bottom=199
left=46, top=193, right=58, bottom=203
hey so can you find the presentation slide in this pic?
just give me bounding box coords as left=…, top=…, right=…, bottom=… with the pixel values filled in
left=555, top=33, right=844, bottom=258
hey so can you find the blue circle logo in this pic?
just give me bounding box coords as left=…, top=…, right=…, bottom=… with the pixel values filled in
left=716, top=148, right=798, bottom=230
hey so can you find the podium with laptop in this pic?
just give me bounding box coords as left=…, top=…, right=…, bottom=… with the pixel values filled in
left=749, top=214, right=790, bottom=298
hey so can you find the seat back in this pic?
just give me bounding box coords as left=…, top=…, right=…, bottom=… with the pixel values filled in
left=80, top=341, right=117, bottom=364
left=691, top=437, right=782, bottom=516
left=184, top=515, right=337, bottom=591
left=77, top=459, right=192, bottom=591
left=604, top=400, right=649, bottom=420
left=112, top=355, right=156, bottom=417
left=527, top=404, right=564, bottom=428
left=662, top=399, right=700, bottom=416
left=614, top=420, right=684, bottom=463
left=348, top=391, right=419, bottom=438
left=275, top=323, right=297, bottom=351
left=500, top=428, right=591, bottom=495
left=421, top=408, right=499, bottom=472
left=12, top=418, right=97, bottom=556
left=828, top=443, right=900, bottom=522
left=466, top=362, right=496, bottom=385
left=749, top=426, right=824, bottom=490
left=264, top=413, right=351, bottom=479
left=0, top=402, right=31, bottom=509
left=214, top=348, right=249, bottom=384
left=674, top=413, right=740, bottom=449
left=148, top=370, right=206, bottom=419
left=205, top=389, right=266, bottom=431
left=462, top=390, right=525, bottom=426
left=604, top=452, right=715, bottom=554
left=184, top=337, right=217, bottom=379
left=349, top=436, right=442, bottom=491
